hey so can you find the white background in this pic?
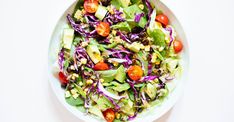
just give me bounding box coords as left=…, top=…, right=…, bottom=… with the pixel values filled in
left=0, top=0, right=234, bottom=122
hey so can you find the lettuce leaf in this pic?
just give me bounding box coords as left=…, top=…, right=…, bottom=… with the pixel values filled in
left=65, top=95, right=84, bottom=106
left=111, top=22, right=131, bottom=32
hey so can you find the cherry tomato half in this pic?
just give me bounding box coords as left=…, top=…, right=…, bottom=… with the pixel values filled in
left=155, top=14, right=169, bottom=26
left=127, top=65, right=143, bottom=81
left=84, top=0, right=99, bottom=13
left=93, top=62, right=109, bottom=70
left=96, top=22, right=110, bottom=37
left=102, top=108, right=115, bottom=122
left=173, top=40, right=183, bottom=53
left=58, top=72, right=68, bottom=85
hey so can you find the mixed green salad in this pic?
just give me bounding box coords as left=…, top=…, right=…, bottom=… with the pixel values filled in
left=57, top=0, right=183, bottom=121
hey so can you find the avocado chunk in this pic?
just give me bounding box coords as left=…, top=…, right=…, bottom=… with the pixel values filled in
left=97, top=70, right=117, bottom=82
left=127, top=42, right=144, bottom=53
left=95, top=5, right=108, bottom=20
left=62, top=28, right=74, bottom=49
left=115, top=65, right=126, bottom=83
left=86, top=45, right=102, bottom=64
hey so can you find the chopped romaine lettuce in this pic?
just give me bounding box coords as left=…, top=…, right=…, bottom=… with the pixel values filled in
left=111, top=0, right=130, bottom=8
left=73, top=83, right=86, bottom=98
left=65, top=95, right=84, bottom=106
left=111, top=22, right=131, bottom=32
left=145, top=83, right=157, bottom=99
left=109, top=82, right=130, bottom=92
left=121, top=99, right=135, bottom=116
left=149, top=29, right=166, bottom=47
left=136, top=51, right=148, bottom=76
left=124, top=4, right=147, bottom=28
left=88, top=105, right=105, bottom=119
left=153, top=49, right=164, bottom=60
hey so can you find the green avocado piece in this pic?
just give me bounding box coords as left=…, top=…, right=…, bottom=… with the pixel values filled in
left=95, top=5, right=108, bottom=20
left=111, top=22, right=131, bottom=32
left=97, top=70, right=117, bottom=82
left=86, top=45, right=102, bottom=64
left=115, top=65, right=126, bottom=83
left=62, top=28, right=74, bottom=49
left=121, top=99, right=135, bottom=116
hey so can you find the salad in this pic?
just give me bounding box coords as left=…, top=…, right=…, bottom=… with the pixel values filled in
left=57, top=0, right=183, bottom=121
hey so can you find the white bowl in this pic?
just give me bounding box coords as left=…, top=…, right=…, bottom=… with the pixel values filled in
left=48, top=1, right=189, bottom=122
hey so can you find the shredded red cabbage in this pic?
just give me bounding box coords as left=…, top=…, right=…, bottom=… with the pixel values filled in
left=74, top=46, right=94, bottom=68
left=143, top=0, right=153, bottom=29
left=129, top=33, right=140, bottom=41
left=148, top=54, right=153, bottom=75
left=104, top=9, right=125, bottom=25
left=67, top=14, right=97, bottom=38
left=165, top=27, right=174, bottom=47
left=139, top=76, right=159, bottom=82
left=128, top=113, right=138, bottom=121
left=116, top=31, right=131, bottom=43
left=123, top=55, right=133, bottom=68
left=96, top=81, right=122, bottom=110
left=165, top=73, right=175, bottom=81
left=84, top=14, right=99, bottom=27
left=58, top=49, right=65, bottom=70
left=134, top=13, right=145, bottom=23
left=99, top=38, right=111, bottom=44
left=107, top=48, right=131, bottom=55
left=126, top=79, right=139, bottom=121
left=144, top=0, right=153, bottom=18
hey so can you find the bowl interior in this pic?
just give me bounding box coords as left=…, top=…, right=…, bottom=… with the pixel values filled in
left=48, top=1, right=189, bottom=122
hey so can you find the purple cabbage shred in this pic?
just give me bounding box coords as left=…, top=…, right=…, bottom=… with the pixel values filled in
left=58, top=49, right=65, bottom=70
left=165, top=27, right=174, bottom=47
left=74, top=46, right=94, bottom=68
left=104, top=9, right=125, bottom=25
left=134, top=13, right=145, bottom=23
left=67, top=14, right=97, bottom=38
left=116, top=31, right=131, bottom=43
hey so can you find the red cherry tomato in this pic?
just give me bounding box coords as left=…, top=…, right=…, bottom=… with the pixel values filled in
left=84, top=0, right=99, bottom=13
left=127, top=65, right=143, bottom=81
left=155, top=14, right=169, bottom=26
left=93, top=62, right=109, bottom=70
left=173, top=40, right=183, bottom=53
left=58, top=72, right=68, bottom=85
left=102, top=108, right=115, bottom=122
left=96, top=22, right=110, bottom=37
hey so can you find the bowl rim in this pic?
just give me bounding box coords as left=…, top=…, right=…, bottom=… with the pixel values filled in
left=47, top=0, right=190, bottom=122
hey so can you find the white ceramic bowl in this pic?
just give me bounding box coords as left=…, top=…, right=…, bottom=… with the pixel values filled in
left=48, top=1, right=189, bottom=122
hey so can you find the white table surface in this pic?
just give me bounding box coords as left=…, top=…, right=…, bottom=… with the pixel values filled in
left=0, top=0, right=234, bottom=122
